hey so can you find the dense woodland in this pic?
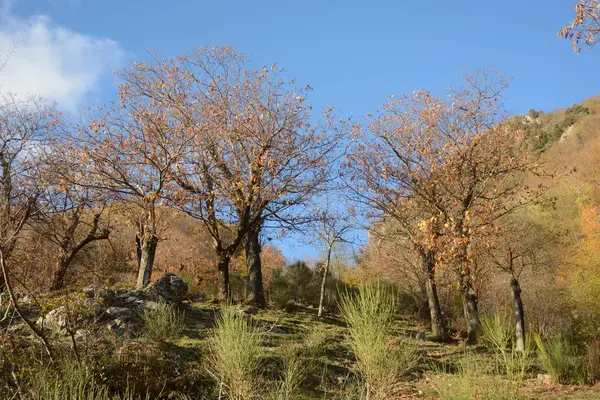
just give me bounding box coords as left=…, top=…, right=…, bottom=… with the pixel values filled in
left=1, top=2, right=600, bottom=399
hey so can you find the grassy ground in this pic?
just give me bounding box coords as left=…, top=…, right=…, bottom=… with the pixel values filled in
left=4, top=298, right=600, bottom=399
left=164, top=301, right=600, bottom=399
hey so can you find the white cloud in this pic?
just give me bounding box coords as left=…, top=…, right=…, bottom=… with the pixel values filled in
left=0, top=1, right=124, bottom=111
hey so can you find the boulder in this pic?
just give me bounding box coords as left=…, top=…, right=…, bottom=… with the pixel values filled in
left=145, top=272, right=188, bottom=302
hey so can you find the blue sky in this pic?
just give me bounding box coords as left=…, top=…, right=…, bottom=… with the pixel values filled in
left=3, top=0, right=599, bottom=261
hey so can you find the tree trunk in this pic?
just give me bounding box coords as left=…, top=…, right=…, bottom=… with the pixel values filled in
left=453, top=224, right=480, bottom=345
left=318, top=246, right=333, bottom=318
left=421, top=249, right=446, bottom=340
left=510, top=276, right=526, bottom=352
left=0, top=248, right=54, bottom=359
left=136, top=235, right=158, bottom=290
left=217, top=253, right=232, bottom=302
left=50, top=255, right=69, bottom=291
left=460, top=273, right=481, bottom=345
left=245, top=225, right=265, bottom=307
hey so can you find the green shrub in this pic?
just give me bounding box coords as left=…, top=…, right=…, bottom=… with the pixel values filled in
left=269, top=325, right=328, bottom=400
left=208, top=304, right=261, bottom=400
left=481, top=314, right=533, bottom=382
left=339, top=284, right=419, bottom=400
left=428, top=352, right=521, bottom=400
left=29, top=362, right=141, bottom=400
left=269, top=270, right=293, bottom=309
left=141, top=300, right=185, bottom=341
left=534, top=334, right=586, bottom=385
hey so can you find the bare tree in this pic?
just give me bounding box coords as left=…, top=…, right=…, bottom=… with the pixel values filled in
left=477, top=212, right=554, bottom=351
left=32, top=182, right=110, bottom=291
left=0, top=94, right=58, bottom=356
left=348, top=71, right=543, bottom=344
left=59, top=96, right=186, bottom=289
left=116, top=46, right=342, bottom=302
left=310, top=205, right=355, bottom=318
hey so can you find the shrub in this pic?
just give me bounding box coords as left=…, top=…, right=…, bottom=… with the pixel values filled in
left=269, top=325, right=328, bottom=400
left=428, top=352, right=521, bottom=400
left=29, top=361, right=141, bottom=400
left=269, top=270, right=293, bottom=309
left=534, top=334, right=586, bottom=385
left=528, top=109, right=540, bottom=119
left=109, top=339, right=170, bottom=395
left=339, top=284, right=419, bottom=400
left=481, top=314, right=533, bottom=382
left=208, top=304, right=261, bottom=400
left=141, top=300, right=185, bottom=341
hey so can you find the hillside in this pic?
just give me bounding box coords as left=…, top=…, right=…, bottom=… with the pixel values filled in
left=11, top=205, right=286, bottom=298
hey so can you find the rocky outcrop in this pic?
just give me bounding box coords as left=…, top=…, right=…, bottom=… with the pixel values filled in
left=145, top=272, right=188, bottom=303
left=33, top=273, right=189, bottom=338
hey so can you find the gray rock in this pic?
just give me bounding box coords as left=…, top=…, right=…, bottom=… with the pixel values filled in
left=7, top=323, right=25, bottom=333
left=106, top=320, right=119, bottom=332
left=74, top=329, right=88, bottom=341
left=123, top=296, right=140, bottom=305
left=82, top=286, right=96, bottom=298
left=145, top=272, right=188, bottom=302
left=537, top=373, right=552, bottom=383
left=414, top=332, right=427, bottom=341
left=144, top=301, right=161, bottom=310
left=36, top=306, right=68, bottom=333
left=106, top=319, right=140, bottom=337
left=106, top=306, right=132, bottom=320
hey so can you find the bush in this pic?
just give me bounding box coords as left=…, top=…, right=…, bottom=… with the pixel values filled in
left=481, top=314, right=533, bottom=382
left=428, top=352, right=521, bottom=400
left=270, top=325, right=328, bottom=400
left=141, top=300, right=185, bottom=341
left=29, top=361, right=141, bottom=400
left=528, top=109, right=540, bottom=119
left=269, top=269, right=293, bottom=309
left=339, top=284, right=419, bottom=400
left=208, top=304, right=262, bottom=400
left=534, top=334, right=586, bottom=385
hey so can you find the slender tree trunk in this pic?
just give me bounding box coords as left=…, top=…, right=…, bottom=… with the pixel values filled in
left=421, top=249, right=446, bottom=340
left=460, top=272, right=481, bottom=345
left=453, top=223, right=481, bottom=345
left=136, top=235, right=158, bottom=290
left=217, top=253, right=232, bottom=302
left=510, top=276, right=526, bottom=352
left=0, top=248, right=54, bottom=359
left=136, top=234, right=142, bottom=269
left=50, top=255, right=69, bottom=291
left=245, top=224, right=265, bottom=307
left=318, top=246, right=333, bottom=318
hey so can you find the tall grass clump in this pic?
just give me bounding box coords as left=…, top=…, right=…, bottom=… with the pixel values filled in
left=269, top=325, right=328, bottom=400
left=339, top=284, right=419, bottom=400
left=208, top=304, right=261, bottom=400
left=29, top=362, right=141, bottom=400
left=534, top=334, right=586, bottom=384
left=428, top=352, right=521, bottom=400
left=141, top=300, right=185, bottom=341
left=481, top=314, right=533, bottom=382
